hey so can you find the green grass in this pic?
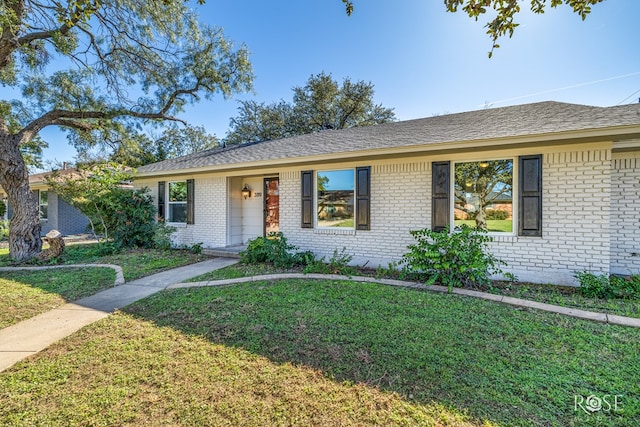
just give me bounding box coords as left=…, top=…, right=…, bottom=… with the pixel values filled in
left=455, top=219, right=513, bottom=233
left=189, top=263, right=640, bottom=319
left=0, top=268, right=116, bottom=329
left=1, top=279, right=637, bottom=426
left=334, top=218, right=355, bottom=227
left=0, top=243, right=211, bottom=328
left=0, top=243, right=210, bottom=280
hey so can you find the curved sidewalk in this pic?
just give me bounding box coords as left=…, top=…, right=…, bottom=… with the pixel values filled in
left=169, top=273, right=640, bottom=328
left=0, top=258, right=239, bottom=372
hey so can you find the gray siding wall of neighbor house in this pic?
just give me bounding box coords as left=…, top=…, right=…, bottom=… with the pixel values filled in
left=7, top=192, right=90, bottom=236
left=55, top=196, right=90, bottom=235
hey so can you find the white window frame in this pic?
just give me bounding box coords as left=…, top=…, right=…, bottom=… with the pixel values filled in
left=39, top=190, right=48, bottom=221
left=451, top=158, right=518, bottom=236
left=167, top=181, right=187, bottom=224
left=315, top=168, right=356, bottom=230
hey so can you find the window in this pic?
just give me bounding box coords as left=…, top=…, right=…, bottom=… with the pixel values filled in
left=301, top=167, right=370, bottom=230
left=317, top=169, right=355, bottom=228
left=454, top=159, right=513, bottom=233
left=167, top=181, right=187, bottom=223
left=432, top=155, right=542, bottom=236
left=38, top=191, right=48, bottom=220
left=158, top=180, right=194, bottom=224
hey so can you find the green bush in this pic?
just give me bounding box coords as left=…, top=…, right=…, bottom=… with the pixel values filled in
left=153, top=220, right=177, bottom=250
left=303, top=247, right=355, bottom=276
left=401, top=225, right=512, bottom=291
left=575, top=271, right=640, bottom=299
left=485, top=209, right=509, bottom=220
left=0, top=199, right=5, bottom=218
left=0, top=220, right=9, bottom=241
left=241, top=232, right=301, bottom=268
left=107, top=188, right=157, bottom=249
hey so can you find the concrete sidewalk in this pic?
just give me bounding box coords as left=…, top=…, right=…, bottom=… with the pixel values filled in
left=0, top=257, right=238, bottom=372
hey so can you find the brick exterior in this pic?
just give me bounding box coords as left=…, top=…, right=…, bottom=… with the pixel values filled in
left=136, top=146, right=640, bottom=286
left=611, top=155, right=640, bottom=275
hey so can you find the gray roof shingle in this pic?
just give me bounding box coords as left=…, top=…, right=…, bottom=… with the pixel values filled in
left=137, top=101, right=640, bottom=174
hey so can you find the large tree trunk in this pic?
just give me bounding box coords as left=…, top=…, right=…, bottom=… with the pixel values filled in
left=0, top=132, right=42, bottom=262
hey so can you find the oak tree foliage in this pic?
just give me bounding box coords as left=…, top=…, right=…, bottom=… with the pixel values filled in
left=343, top=0, right=603, bottom=57
left=0, top=0, right=252, bottom=261
left=224, top=72, right=395, bottom=145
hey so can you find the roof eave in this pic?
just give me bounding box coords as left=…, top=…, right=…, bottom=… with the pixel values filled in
left=134, top=125, right=640, bottom=179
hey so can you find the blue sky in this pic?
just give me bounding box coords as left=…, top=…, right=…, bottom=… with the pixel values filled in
left=34, top=0, right=640, bottom=166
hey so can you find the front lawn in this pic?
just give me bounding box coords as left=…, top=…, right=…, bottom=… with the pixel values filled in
left=0, top=268, right=116, bottom=329
left=0, top=244, right=212, bottom=328
left=189, top=263, right=640, bottom=319
left=454, top=219, right=513, bottom=233
left=1, top=279, right=637, bottom=426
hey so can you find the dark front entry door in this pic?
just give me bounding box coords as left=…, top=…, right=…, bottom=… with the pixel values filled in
left=264, top=177, right=279, bottom=235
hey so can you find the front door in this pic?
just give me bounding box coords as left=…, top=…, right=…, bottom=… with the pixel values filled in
left=264, top=177, right=279, bottom=235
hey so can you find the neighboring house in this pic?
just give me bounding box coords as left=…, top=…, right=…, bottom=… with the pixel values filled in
left=135, top=101, right=640, bottom=285
left=0, top=168, right=90, bottom=236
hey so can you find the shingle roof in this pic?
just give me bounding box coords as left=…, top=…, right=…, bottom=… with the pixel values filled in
left=137, top=101, right=640, bottom=175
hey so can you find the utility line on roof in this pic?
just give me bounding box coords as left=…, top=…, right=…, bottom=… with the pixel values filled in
left=482, top=71, right=640, bottom=107
left=617, top=88, right=640, bottom=105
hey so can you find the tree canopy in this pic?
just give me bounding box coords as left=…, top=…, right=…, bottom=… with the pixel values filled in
left=224, top=72, right=395, bottom=146
left=0, top=0, right=253, bottom=260
left=343, top=0, right=603, bottom=56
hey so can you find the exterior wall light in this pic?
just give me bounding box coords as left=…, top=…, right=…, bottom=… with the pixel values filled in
left=241, top=184, right=251, bottom=200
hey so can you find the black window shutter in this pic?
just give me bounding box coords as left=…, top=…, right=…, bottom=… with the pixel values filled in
left=301, top=170, right=314, bottom=228
left=431, top=161, right=450, bottom=232
left=519, top=155, right=542, bottom=237
left=355, top=166, right=370, bottom=230
left=186, top=179, right=195, bottom=225
left=157, top=181, right=165, bottom=220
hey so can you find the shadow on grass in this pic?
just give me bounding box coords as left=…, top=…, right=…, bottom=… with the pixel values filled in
left=123, top=279, right=640, bottom=427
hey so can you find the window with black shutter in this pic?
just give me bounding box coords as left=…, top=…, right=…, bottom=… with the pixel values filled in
left=432, top=161, right=450, bottom=232
left=519, top=155, right=542, bottom=237
left=157, top=181, right=165, bottom=220
left=186, top=179, right=195, bottom=225
left=301, top=170, right=314, bottom=228
left=355, top=166, right=371, bottom=230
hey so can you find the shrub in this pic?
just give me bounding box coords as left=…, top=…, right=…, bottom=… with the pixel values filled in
left=304, top=247, right=355, bottom=276
left=0, top=220, right=9, bottom=241
left=153, top=220, right=177, bottom=250
left=575, top=271, right=640, bottom=300
left=401, top=225, right=512, bottom=291
left=241, top=232, right=300, bottom=268
left=0, top=199, right=5, bottom=218
left=107, top=188, right=157, bottom=249
left=485, top=209, right=509, bottom=220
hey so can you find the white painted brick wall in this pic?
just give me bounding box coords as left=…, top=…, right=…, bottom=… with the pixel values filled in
left=280, top=164, right=430, bottom=269
left=137, top=177, right=227, bottom=249
left=611, top=156, right=640, bottom=275
left=281, top=150, right=613, bottom=285
left=135, top=146, right=631, bottom=286
left=488, top=149, right=611, bottom=285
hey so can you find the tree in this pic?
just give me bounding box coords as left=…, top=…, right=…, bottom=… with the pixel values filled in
left=342, top=0, right=603, bottom=57
left=45, top=163, right=158, bottom=249
left=454, top=160, right=513, bottom=230
left=224, top=72, right=395, bottom=145
left=0, top=0, right=253, bottom=261
left=110, top=125, right=220, bottom=167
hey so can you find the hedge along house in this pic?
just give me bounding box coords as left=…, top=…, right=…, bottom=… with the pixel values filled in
left=0, top=168, right=90, bottom=236
left=135, top=102, right=640, bottom=285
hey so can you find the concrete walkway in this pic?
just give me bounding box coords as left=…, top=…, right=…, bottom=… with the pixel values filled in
left=2, top=265, right=639, bottom=373
left=0, top=258, right=239, bottom=372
